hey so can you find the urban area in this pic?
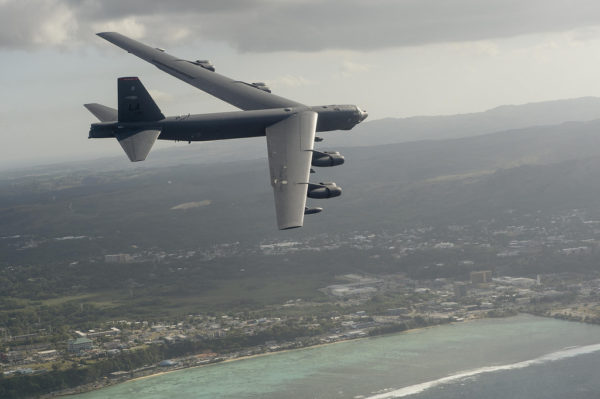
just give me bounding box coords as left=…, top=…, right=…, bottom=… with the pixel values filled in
left=3, top=207, right=600, bottom=395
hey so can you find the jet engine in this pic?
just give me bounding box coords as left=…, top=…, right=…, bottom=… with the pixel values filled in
left=312, top=150, right=344, bottom=167
left=307, top=182, right=342, bottom=199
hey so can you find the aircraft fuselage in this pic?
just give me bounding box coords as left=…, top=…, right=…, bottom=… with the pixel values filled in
left=89, top=104, right=365, bottom=142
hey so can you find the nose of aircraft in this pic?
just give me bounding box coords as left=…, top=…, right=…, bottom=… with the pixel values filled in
left=360, top=109, right=368, bottom=122
left=357, top=106, right=368, bottom=122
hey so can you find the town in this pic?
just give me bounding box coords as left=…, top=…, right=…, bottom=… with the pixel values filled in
left=3, top=206, right=600, bottom=394
left=2, top=269, right=600, bottom=388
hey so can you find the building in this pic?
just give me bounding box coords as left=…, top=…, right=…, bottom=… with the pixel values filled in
left=159, top=359, right=179, bottom=367
left=109, top=371, right=130, bottom=379
left=492, top=276, right=537, bottom=288
left=86, top=327, right=120, bottom=338
left=470, top=270, right=492, bottom=284
left=36, top=349, right=58, bottom=360
left=454, top=282, right=468, bottom=298
left=324, top=279, right=384, bottom=297
left=68, top=337, right=93, bottom=353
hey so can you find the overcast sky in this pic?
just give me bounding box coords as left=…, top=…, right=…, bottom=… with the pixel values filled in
left=3, top=0, right=600, bottom=168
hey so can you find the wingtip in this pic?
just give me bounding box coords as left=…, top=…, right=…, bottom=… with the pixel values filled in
left=280, top=225, right=302, bottom=230
left=97, top=32, right=122, bottom=42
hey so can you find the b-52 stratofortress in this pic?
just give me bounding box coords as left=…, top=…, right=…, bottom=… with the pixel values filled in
left=86, top=32, right=367, bottom=230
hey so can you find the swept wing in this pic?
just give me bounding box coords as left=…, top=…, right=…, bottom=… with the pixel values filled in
left=266, top=111, right=317, bottom=229
left=97, top=32, right=304, bottom=111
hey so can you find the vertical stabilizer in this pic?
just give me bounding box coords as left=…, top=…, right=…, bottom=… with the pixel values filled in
left=112, top=77, right=164, bottom=161
left=118, top=77, right=164, bottom=122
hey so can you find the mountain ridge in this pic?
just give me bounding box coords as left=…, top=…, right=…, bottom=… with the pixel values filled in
left=3, top=96, right=600, bottom=177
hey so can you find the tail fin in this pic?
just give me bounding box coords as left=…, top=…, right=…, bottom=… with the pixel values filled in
left=84, top=103, right=117, bottom=122
left=86, top=77, right=164, bottom=162
left=118, top=77, right=164, bottom=122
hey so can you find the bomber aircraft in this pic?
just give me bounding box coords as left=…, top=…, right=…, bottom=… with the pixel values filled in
left=86, top=32, right=367, bottom=230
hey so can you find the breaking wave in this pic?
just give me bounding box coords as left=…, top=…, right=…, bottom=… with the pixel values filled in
left=365, top=343, right=600, bottom=399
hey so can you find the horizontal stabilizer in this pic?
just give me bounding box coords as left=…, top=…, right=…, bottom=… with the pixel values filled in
left=84, top=103, right=117, bottom=122
left=116, top=129, right=161, bottom=162
left=118, top=77, right=164, bottom=123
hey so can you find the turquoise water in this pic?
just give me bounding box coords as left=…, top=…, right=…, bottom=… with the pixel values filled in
left=72, top=315, right=600, bottom=399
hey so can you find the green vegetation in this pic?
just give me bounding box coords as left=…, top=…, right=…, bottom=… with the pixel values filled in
left=0, top=260, right=335, bottom=335
left=5, top=110, right=600, bottom=397
left=0, top=322, right=330, bottom=399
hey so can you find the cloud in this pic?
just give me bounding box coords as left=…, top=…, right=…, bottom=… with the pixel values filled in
left=91, top=16, right=146, bottom=40
left=267, top=74, right=314, bottom=88
left=337, top=60, right=372, bottom=78
left=0, top=0, right=79, bottom=48
left=3, top=0, right=600, bottom=51
left=170, top=200, right=211, bottom=210
left=148, top=89, right=174, bottom=103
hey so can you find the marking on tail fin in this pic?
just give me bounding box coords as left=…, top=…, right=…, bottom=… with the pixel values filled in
left=117, top=77, right=164, bottom=123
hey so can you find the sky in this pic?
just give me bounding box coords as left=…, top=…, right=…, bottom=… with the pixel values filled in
left=3, top=0, right=600, bottom=168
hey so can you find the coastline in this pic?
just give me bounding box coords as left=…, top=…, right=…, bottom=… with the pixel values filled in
left=54, top=318, right=473, bottom=397
left=46, top=314, right=600, bottom=399
left=46, top=311, right=600, bottom=398
left=55, top=312, right=591, bottom=397
left=122, top=341, right=350, bottom=385
left=125, top=322, right=458, bottom=384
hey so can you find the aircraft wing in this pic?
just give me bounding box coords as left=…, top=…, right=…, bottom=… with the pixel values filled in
left=266, top=111, right=317, bottom=229
left=97, top=32, right=304, bottom=111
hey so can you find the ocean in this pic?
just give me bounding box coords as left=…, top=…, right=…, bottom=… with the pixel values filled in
left=71, top=315, right=600, bottom=399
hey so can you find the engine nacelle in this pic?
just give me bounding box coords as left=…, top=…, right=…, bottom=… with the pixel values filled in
left=307, top=182, right=342, bottom=199
left=251, top=82, right=271, bottom=93
left=191, top=60, right=215, bottom=71
left=312, top=150, right=345, bottom=167
left=304, top=206, right=323, bottom=215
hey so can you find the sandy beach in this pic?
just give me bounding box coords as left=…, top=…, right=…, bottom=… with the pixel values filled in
left=51, top=317, right=484, bottom=397
left=109, top=320, right=464, bottom=388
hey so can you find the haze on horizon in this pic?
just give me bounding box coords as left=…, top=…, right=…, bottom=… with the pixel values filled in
left=3, top=0, right=600, bottom=168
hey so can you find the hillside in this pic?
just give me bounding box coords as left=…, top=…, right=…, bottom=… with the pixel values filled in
left=4, top=96, right=600, bottom=178
left=3, top=102, right=600, bottom=327
left=326, top=96, right=600, bottom=147
left=2, top=118, right=600, bottom=248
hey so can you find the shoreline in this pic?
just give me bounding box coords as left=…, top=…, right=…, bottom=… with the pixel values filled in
left=65, top=310, right=600, bottom=397
left=56, top=317, right=478, bottom=397
left=51, top=314, right=600, bottom=399
left=47, top=312, right=597, bottom=398
left=126, top=322, right=458, bottom=384
left=123, top=340, right=352, bottom=386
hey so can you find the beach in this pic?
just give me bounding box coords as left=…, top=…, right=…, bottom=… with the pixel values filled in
left=64, top=314, right=600, bottom=399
